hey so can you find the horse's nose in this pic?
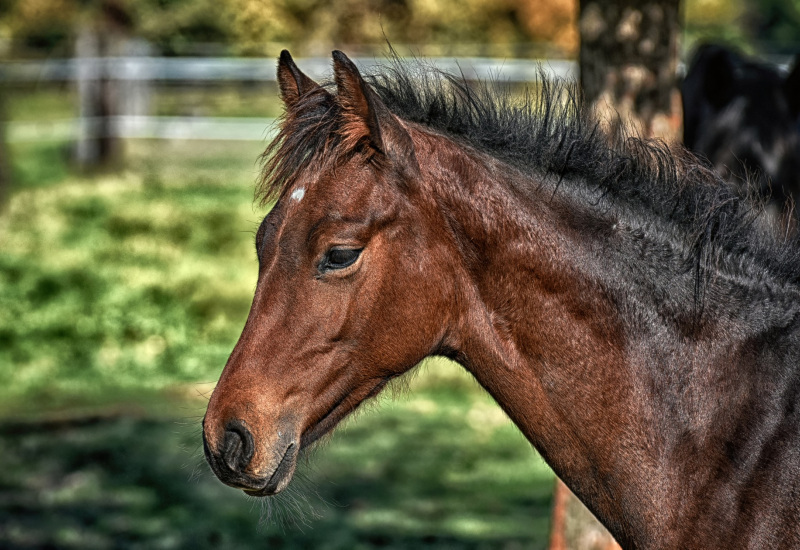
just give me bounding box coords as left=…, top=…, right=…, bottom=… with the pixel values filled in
left=203, top=419, right=256, bottom=485
left=221, top=421, right=254, bottom=473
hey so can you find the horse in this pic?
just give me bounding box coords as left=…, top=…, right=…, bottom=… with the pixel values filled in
left=681, top=44, right=800, bottom=217
left=202, top=50, right=800, bottom=548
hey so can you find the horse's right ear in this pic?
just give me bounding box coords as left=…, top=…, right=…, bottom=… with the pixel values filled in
left=332, top=50, right=420, bottom=180
left=277, top=50, right=325, bottom=109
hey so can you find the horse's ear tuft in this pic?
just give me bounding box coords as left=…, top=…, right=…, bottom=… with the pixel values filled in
left=277, top=50, right=324, bottom=110
left=332, top=50, right=419, bottom=178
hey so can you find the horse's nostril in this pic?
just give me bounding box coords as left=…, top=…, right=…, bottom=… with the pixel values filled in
left=221, top=420, right=255, bottom=474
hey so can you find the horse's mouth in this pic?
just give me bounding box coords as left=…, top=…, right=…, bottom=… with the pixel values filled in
left=242, top=376, right=393, bottom=497
left=242, top=442, right=298, bottom=497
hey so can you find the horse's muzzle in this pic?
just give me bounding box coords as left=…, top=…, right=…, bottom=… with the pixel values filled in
left=243, top=442, right=298, bottom=496
left=202, top=418, right=298, bottom=496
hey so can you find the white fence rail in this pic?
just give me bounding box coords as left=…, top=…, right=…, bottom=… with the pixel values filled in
left=7, top=116, right=278, bottom=142
left=1, top=56, right=576, bottom=149
left=0, top=56, right=576, bottom=83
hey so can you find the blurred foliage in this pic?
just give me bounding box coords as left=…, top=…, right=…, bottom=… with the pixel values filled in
left=746, top=0, right=800, bottom=51
left=685, top=0, right=748, bottom=26
left=0, top=138, right=265, bottom=414
left=518, top=0, right=578, bottom=56
left=684, top=0, right=800, bottom=52
left=225, top=0, right=577, bottom=57
left=0, top=0, right=797, bottom=58
left=0, top=0, right=78, bottom=54
left=132, top=0, right=236, bottom=55
left=0, top=0, right=579, bottom=58
left=0, top=0, right=236, bottom=56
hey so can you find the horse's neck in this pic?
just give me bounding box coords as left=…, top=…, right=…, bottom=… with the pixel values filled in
left=418, top=132, right=800, bottom=547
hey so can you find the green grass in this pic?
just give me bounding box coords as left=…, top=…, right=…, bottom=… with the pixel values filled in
left=7, top=141, right=73, bottom=189
left=152, top=84, right=285, bottom=118
left=0, top=139, right=266, bottom=415
left=0, top=137, right=555, bottom=548
left=0, top=363, right=554, bottom=549
left=4, top=86, right=77, bottom=122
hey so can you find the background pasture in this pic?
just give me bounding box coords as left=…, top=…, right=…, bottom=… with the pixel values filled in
left=0, top=90, right=555, bottom=548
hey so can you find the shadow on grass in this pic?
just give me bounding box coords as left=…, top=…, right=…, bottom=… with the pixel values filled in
left=0, top=396, right=554, bottom=550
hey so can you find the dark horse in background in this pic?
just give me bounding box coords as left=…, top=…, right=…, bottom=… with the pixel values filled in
left=203, top=50, right=800, bottom=548
left=682, top=43, right=800, bottom=217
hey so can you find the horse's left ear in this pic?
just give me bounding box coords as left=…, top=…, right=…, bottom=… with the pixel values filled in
left=277, top=50, right=329, bottom=110
left=332, top=50, right=419, bottom=178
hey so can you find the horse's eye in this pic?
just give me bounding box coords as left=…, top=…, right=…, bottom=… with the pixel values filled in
left=321, top=248, right=362, bottom=271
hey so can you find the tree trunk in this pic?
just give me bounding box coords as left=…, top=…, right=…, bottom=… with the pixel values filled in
left=549, top=1, right=683, bottom=548
left=579, top=0, right=682, bottom=141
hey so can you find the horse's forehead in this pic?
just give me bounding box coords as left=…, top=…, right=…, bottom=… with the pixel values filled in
left=291, top=160, right=383, bottom=211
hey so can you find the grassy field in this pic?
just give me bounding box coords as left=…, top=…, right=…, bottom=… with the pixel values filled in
left=0, top=134, right=556, bottom=548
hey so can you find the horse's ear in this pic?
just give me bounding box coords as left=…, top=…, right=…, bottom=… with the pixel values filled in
left=784, top=55, right=800, bottom=118
left=331, top=50, right=419, bottom=177
left=277, top=50, right=325, bottom=110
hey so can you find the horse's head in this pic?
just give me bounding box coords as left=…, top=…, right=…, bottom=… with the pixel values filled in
left=202, top=51, right=455, bottom=495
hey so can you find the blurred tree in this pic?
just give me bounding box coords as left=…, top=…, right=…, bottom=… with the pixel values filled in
left=579, top=0, right=682, bottom=141
left=405, top=0, right=527, bottom=55
left=222, top=0, right=578, bottom=57
left=746, top=0, right=800, bottom=51
left=0, top=0, right=234, bottom=56
left=683, top=0, right=749, bottom=49
left=3, top=0, right=77, bottom=55
left=518, top=0, right=579, bottom=56
left=133, top=0, right=234, bottom=55
left=683, top=0, right=800, bottom=54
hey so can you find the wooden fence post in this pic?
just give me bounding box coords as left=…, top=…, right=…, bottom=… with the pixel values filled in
left=75, top=23, right=108, bottom=168
left=74, top=0, right=142, bottom=169
left=549, top=479, right=621, bottom=550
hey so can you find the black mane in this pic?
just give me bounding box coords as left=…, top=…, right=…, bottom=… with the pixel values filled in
left=258, top=56, right=800, bottom=289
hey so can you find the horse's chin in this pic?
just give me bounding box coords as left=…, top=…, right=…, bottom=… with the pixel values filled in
left=301, top=376, right=395, bottom=450
left=243, top=442, right=299, bottom=497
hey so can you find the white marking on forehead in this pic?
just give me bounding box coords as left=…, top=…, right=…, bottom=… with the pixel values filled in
left=291, top=187, right=305, bottom=202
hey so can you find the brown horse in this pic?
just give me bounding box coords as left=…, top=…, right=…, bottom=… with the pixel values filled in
left=203, top=50, right=800, bottom=548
